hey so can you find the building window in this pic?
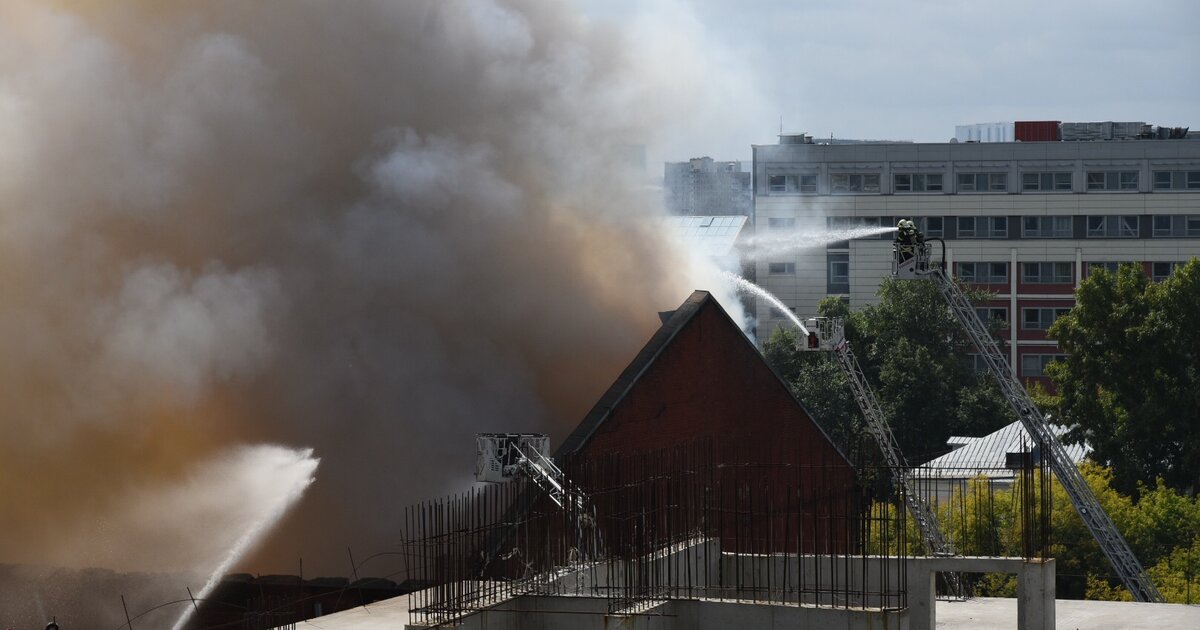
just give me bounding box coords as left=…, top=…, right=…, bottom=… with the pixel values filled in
left=1152, top=262, right=1183, bottom=282
left=958, top=173, right=1008, bottom=192
left=769, top=174, right=795, bottom=193
left=1153, top=215, right=1171, bottom=237
left=1086, top=171, right=1139, bottom=191
left=768, top=262, right=795, bottom=275
left=1021, top=354, right=1065, bottom=377
left=1022, top=216, right=1072, bottom=238
left=828, top=216, right=882, bottom=230
left=1022, top=172, right=1072, bottom=192
left=767, top=217, right=796, bottom=229
left=894, top=173, right=944, bottom=192
left=916, top=216, right=944, bottom=237
left=830, top=173, right=881, bottom=194
left=1086, top=215, right=1139, bottom=238
left=1151, top=215, right=1200, bottom=237
left=974, top=307, right=1009, bottom=324
left=957, top=216, right=1008, bottom=238
left=1021, top=307, right=1072, bottom=330
left=768, top=174, right=816, bottom=193
left=1022, top=262, right=1073, bottom=284
left=1087, top=262, right=1121, bottom=275
left=829, top=261, right=849, bottom=284
left=1151, top=171, right=1200, bottom=191
left=958, top=262, right=1008, bottom=283
left=970, top=354, right=992, bottom=373
left=828, top=253, right=850, bottom=290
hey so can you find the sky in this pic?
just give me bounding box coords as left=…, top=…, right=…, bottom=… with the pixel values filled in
left=579, top=0, right=1200, bottom=163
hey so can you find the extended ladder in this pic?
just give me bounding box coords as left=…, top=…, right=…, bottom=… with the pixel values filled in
left=801, top=320, right=962, bottom=596
left=899, top=243, right=1162, bottom=602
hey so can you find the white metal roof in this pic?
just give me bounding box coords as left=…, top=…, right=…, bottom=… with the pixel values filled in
left=663, top=215, right=748, bottom=257
left=916, top=420, right=1089, bottom=479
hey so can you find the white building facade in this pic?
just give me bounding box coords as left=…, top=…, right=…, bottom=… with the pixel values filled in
left=752, top=133, right=1200, bottom=385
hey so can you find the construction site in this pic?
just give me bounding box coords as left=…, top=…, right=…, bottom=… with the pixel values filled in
left=208, top=234, right=1195, bottom=630
left=43, top=224, right=1190, bottom=629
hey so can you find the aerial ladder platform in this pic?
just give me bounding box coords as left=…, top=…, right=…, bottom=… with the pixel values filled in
left=799, top=319, right=962, bottom=596
left=475, top=433, right=588, bottom=512
left=893, top=227, right=1162, bottom=602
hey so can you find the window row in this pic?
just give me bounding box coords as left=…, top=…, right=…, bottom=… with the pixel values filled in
left=762, top=170, right=1200, bottom=194
left=1154, top=171, right=1200, bottom=190
left=1152, top=215, right=1200, bottom=237
left=1087, top=261, right=1191, bottom=280
left=970, top=353, right=1065, bottom=377
left=1022, top=307, right=1071, bottom=330
left=788, top=214, right=1200, bottom=239
left=953, top=260, right=1190, bottom=284
left=954, top=262, right=1073, bottom=284
left=964, top=306, right=1071, bottom=330
left=814, top=258, right=1188, bottom=293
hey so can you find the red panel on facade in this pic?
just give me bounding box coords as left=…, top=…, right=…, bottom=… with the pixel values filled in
left=1015, top=121, right=1061, bottom=142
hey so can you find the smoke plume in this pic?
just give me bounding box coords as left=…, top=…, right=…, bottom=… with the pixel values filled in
left=0, top=0, right=742, bottom=608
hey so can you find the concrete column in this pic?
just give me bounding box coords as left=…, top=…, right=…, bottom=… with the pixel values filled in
left=1018, top=559, right=1056, bottom=630
left=907, top=560, right=937, bottom=630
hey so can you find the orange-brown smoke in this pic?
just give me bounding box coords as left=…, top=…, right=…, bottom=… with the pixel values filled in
left=0, top=0, right=732, bottom=593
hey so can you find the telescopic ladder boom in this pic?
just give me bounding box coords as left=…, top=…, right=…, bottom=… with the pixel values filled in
left=896, top=239, right=1162, bottom=602
left=800, top=320, right=960, bottom=581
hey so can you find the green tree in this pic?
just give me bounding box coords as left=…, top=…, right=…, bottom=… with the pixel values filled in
left=854, top=277, right=1011, bottom=461
left=1047, top=259, right=1200, bottom=495
left=762, top=297, right=862, bottom=454
left=764, top=279, right=1011, bottom=462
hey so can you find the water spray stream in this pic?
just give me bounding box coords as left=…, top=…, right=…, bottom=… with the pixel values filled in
left=747, top=226, right=898, bottom=259
left=172, top=447, right=319, bottom=630
left=722, top=272, right=810, bottom=336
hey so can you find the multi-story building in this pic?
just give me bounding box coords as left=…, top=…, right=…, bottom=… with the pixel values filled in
left=752, top=127, right=1200, bottom=386
left=664, top=156, right=752, bottom=216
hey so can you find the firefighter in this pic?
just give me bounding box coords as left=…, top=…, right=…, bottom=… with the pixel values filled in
left=895, top=219, right=920, bottom=262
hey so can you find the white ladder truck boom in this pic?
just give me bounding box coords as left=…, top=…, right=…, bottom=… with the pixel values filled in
left=800, top=319, right=963, bottom=596
left=893, top=221, right=1163, bottom=603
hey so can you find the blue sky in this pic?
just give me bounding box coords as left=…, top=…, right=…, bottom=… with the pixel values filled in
left=578, top=0, right=1199, bottom=162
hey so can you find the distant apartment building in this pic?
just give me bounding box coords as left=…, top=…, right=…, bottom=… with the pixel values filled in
left=664, top=157, right=752, bottom=216
left=752, top=124, right=1200, bottom=386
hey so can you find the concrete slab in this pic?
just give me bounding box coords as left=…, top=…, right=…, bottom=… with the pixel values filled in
left=935, top=597, right=1200, bottom=630
left=295, top=593, right=1200, bottom=630
left=290, top=593, right=409, bottom=629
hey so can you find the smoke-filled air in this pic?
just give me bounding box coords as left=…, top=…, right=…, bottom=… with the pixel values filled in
left=0, top=0, right=745, bottom=622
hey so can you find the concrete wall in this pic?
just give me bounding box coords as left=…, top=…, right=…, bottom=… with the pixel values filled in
left=406, top=542, right=1054, bottom=630
left=456, top=596, right=905, bottom=630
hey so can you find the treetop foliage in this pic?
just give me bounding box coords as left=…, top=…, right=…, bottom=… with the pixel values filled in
left=1047, top=259, right=1200, bottom=496
left=763, top=278, right=1010, bottom=465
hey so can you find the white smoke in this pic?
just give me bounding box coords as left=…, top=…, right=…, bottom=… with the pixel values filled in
left=0, top=6, right=763, bottom=621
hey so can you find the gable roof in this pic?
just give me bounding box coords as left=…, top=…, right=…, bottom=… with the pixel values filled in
left=917, top=419, right=1089, bottom=478
left=555, top=289, right=847, bottom=463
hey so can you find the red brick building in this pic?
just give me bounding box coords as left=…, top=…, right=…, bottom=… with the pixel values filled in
left=557, top=290, right=862, bottom=554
